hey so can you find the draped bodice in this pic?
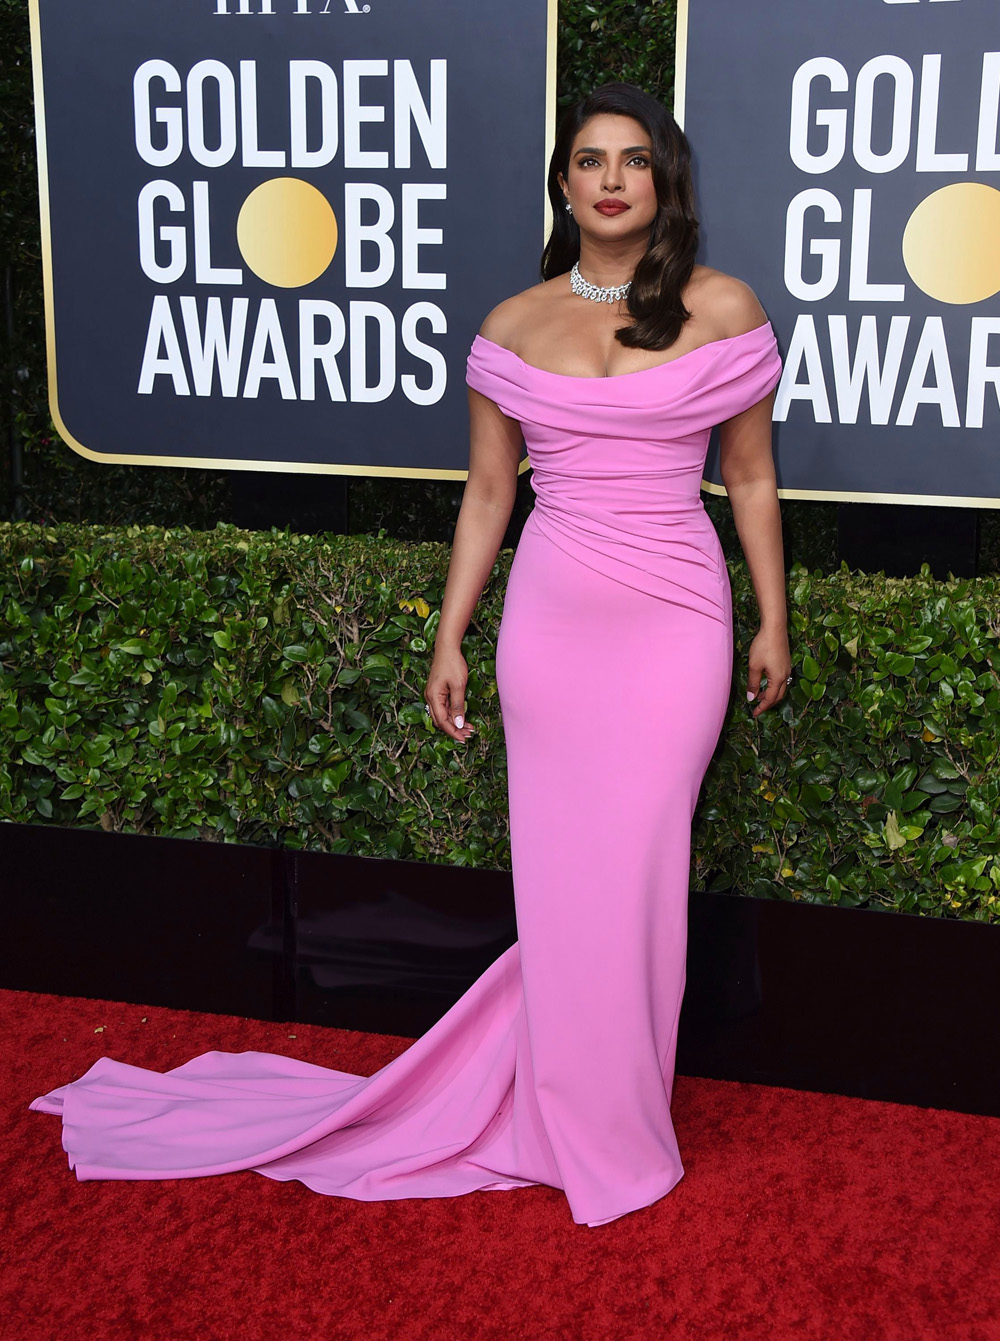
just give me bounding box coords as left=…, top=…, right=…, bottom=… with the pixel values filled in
left=465, top=322, right=783, bottom=625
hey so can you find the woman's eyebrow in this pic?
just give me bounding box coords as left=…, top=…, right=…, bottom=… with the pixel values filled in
left=573, top=145, right=651, bottom=155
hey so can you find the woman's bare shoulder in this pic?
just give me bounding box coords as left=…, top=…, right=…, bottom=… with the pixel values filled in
left=478, top=277, right=565, bottom=349
left=686, top=265, right=768, bottom=339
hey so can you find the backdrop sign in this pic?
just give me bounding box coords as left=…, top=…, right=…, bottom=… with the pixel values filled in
left=678, top=0, right=1000, bottom=506
left=29, top=0, right=554, bottom=478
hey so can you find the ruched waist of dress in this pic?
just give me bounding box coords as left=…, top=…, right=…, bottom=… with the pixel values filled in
left=529, top=492, right=728, bottom=626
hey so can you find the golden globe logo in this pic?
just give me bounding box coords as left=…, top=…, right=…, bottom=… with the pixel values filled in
left=134, top=57, right=449, bottom=405
left=777, top=49, right=1000, bottom=429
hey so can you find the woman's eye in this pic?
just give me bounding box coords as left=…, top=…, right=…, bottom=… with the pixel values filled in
left=575, top=154, right=648, bottom=168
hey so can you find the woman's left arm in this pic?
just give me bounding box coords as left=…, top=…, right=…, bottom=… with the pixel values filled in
left=718, top=389, right=791, bottom=719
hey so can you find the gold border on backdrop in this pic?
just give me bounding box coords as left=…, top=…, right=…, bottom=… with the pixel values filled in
left=701, top=480, right=996, bottom=509
left=28, top=0, right=557, bottom=481
left=675, top=0, right=1000, bottom=510
left=673, top=0, right=688, bottom=131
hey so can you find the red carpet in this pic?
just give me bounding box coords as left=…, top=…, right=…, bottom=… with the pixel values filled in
left=3, top=988, right=999, bottom=1341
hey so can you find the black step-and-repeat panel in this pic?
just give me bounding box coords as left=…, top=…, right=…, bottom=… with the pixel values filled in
left=680, top=0, right=1000, bottom=506
left=30, top=0, right=554, bottom=477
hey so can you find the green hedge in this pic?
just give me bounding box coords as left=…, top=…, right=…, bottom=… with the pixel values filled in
left=2, top=524, right=998, bottom=922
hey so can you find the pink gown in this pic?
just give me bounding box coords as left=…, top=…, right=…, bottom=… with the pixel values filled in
left=30, top=321, right=783, bottom=1228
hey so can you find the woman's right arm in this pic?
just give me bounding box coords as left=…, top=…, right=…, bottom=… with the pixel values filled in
left=423, top=384, right=524, bottom=742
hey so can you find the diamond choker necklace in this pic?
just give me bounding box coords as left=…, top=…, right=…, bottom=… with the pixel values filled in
left=569, top=261, right=632, bottom=304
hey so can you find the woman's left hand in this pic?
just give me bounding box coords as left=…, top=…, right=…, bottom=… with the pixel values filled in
left=746, top=627, right=792, bottom=719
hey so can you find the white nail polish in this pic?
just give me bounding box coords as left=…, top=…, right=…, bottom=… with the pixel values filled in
left=455, top=715, right=464, bottom=728
left=746, top=691, right=755, bottom=702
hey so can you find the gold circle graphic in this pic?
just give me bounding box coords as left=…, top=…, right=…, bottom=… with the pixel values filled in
left=236, top=178, right=338, bottom=288
left=902, top=182, right=1000, bottom=305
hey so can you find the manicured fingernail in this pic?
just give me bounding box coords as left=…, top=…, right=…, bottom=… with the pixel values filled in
left=455, top=715, right=464, bottom=728
left=746, top=691, right=755, bottom=702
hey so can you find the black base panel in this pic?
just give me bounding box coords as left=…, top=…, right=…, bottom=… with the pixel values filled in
left=0, top=822, right=283, bottom=1020
left=2, top=823, right=998, bottom=1116
left=681, top=893, right=1000, bottom=1117
left=286, top=846, right=518, bottom=1037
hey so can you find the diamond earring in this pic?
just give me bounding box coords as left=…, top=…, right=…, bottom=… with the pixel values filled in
left=564, top=200, right=573, bottom=213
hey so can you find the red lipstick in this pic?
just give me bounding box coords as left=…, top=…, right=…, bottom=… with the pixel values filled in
left=594, top=200, right=630, bottom=216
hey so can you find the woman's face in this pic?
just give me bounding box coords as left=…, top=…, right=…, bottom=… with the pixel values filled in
left=558, top=113, right=658, bottom=243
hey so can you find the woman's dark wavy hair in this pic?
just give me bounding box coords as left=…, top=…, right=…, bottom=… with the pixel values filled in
left=541, top=82, right=699, bottom=351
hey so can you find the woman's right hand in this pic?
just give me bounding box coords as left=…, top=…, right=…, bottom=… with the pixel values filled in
left=424, top=649, right=476, bottom=743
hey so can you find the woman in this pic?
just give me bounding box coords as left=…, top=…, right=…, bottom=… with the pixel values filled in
left=425, top=82, right=789, bottom=1224
left=30, top=84, right=788, bottom=1229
